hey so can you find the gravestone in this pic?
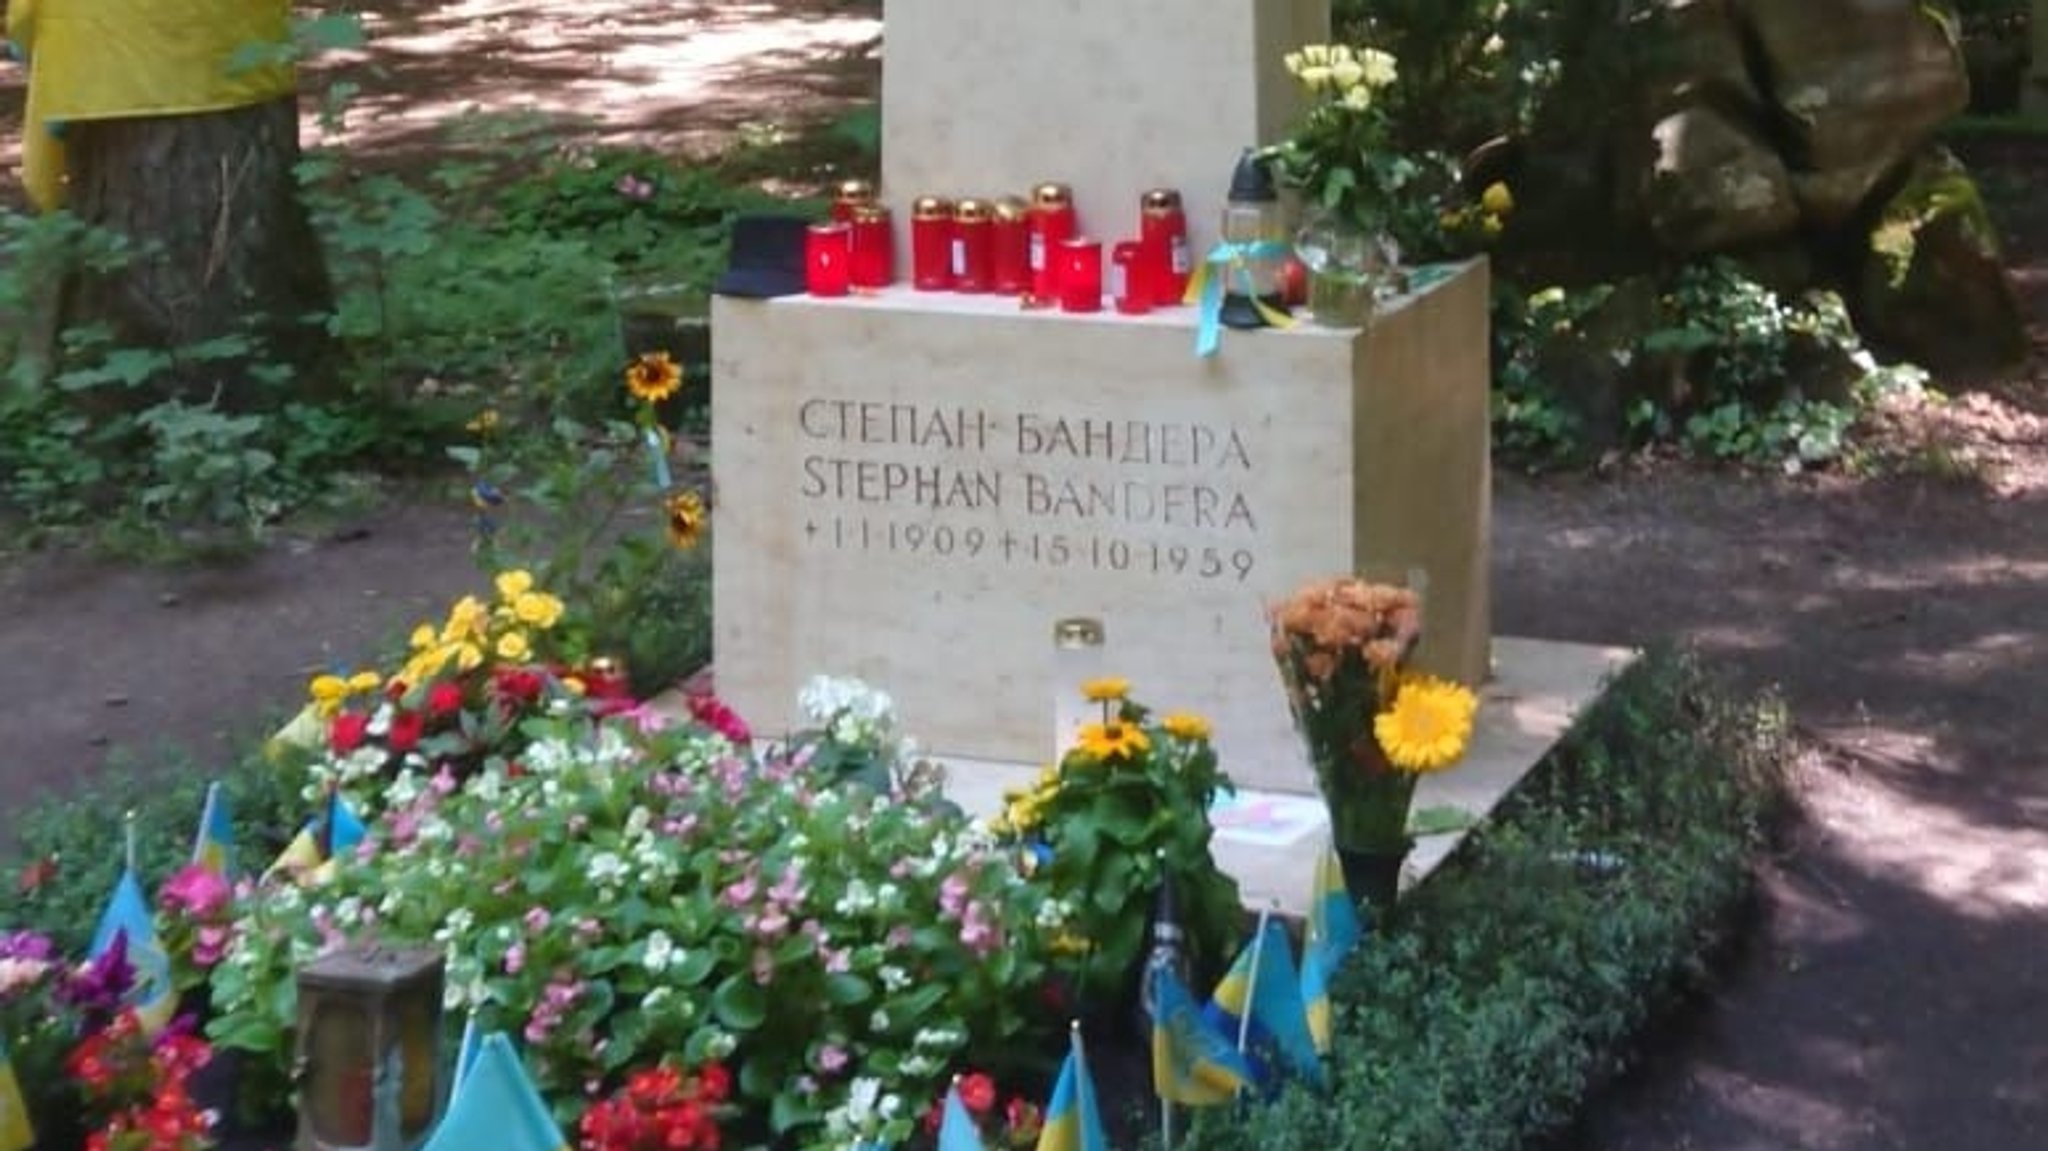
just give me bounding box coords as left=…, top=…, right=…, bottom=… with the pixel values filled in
left=711, top=0, right=1493, bottom=792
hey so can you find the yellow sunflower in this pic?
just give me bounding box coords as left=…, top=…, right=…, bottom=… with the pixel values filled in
left=1160, top=711, right=1213, bottom=742
left=626, top=351, right=683, bottom=403
left=666, top=490, right=708, bottom=550
left=1080, top=677, right=1131, bottom=703
left=1373, top=676, right=1479, bottom=773
left=1076, top=720, right=1151, bottom=762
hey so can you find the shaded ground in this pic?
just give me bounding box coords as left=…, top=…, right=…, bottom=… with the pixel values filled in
left=3, top=6, right=2046, bottom=1151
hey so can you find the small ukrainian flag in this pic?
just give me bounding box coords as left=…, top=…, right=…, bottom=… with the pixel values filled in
left=265, top=794, right=369, bottom=883
left=1033, top=1029, right=1110, bottom=1151
left=191, top=781, right=235, bottom=876
left=1208, top=917, right=1323, bottom=1087
left=1148, top=960, right=1252, bottom=1105
left=1301, top=844, right=1366, bottom=1054
left=89, top=869, right=178, bottom=1035
left=0, top=1035, right=34, bottom=1151
left=420, top=1033, right=566, bottom=1151
left=937, top=1081, right=985, bottom=1151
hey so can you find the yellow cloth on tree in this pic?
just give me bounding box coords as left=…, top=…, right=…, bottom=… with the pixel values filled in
left=4, top=0, right=296, bottom=210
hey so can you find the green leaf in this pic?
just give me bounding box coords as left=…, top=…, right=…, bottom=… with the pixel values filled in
left=1409, top=805, right=1479, bottom=836
left=822, top=973, right=873, bottom=1006
left=711, top=972, right=768, bottom=1030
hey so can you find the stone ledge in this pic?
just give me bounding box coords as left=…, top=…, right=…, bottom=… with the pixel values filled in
left=656, top=637, right=1633, bottom=916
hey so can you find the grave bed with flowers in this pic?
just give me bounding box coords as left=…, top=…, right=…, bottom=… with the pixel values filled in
left=1, top=540, right=1785, bottom=1151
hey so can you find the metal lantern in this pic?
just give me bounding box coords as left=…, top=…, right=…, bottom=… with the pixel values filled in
left=294, top=945, right=447, bottom=1151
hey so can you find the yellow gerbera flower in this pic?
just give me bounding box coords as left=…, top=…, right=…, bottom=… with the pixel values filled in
left=495, top=569, right=534, bottom=601
left=665, top=490, right=708, bottom=551
left=496, top=631, right=531, bottom=662
left=1076, top=720, right=1151, bottom=762
left=1160, top=711, right=1213, bottom=742
left=1079, top=677, right=1130, bottom=703
left=626, top=351, right=683, bottom=403
left=1374, top=676, right=1479, bottom=773
left=513, top=591, right=565, bottom=630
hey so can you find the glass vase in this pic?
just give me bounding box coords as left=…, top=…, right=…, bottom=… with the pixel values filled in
left=1294, top=213, right=1398, bottom=329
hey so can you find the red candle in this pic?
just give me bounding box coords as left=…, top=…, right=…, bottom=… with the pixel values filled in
left=806, top=222, right=851, bottom=297
left=1059, top=237, right=1103, bottom=313
left=1140, top=188, right=1190, bottom=306
left=952, top=199, right=994, bottom=293
left=1111, top=240, right=1151, bottom=315
left=831, top=178, right=875, bottom=224
left=991, top=196, right=1031, bottom=295
left=911, top=196, right=955, bottom=291
left=1029, top=183, right=1076, bottom=301
left=849, top=205, right=894, bottom=288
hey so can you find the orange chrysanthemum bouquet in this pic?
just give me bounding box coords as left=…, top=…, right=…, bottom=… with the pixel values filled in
left=1269, top=574, right=1479, bottom=909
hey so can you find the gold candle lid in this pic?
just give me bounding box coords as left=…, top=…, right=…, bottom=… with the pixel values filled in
left=992, top=195, right=1030, bottom=222
left=1053, top=617, right=1105, bottom=647
left=851, top=203, right=891, bottom=223
left=954, top=198, right=993, bottom=223
left=835, top=178, right=876, bottom=205
left=912, top=195, right=954, bottom=221
left=1031, top=182, right=1073, bottom=209
left=1141, top=188, right=1183, bottom=214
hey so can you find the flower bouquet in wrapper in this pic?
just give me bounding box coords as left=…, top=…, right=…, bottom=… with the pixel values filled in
left=1268, top=574, right=1479, bottom=913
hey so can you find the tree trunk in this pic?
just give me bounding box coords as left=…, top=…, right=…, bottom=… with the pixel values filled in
left=52, top=95, right=333, bottom=407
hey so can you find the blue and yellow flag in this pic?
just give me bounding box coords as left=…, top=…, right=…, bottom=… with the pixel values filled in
left=89, top=869, right=177, bottom=1034
left=266, top=795, right=368, bottom=883
left=1208, top=918, right=1323, bottom=1087
left=0, top=1035, right=34, bottom=1151
left=449, top=1010, right=483, bottom=1104
left=1034, top=1033, right=1109, bottom=1151
left=191, top=781, right=235, bottom=876
left=1301, top=846, right=1366, bottom=1054
left=1149, top=961, right=1252, bottom=1105
left=421, top=1033, right=566, bottom=1151
left=938, top=1082, right=984, bottom=1151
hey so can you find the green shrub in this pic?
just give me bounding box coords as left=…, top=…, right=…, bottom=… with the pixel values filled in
left=1176, top=646, right=1790, bottom=1151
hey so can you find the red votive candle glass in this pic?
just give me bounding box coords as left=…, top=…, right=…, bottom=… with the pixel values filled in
left=1140, top=188, right=1191, bottom=306
left=806, top=222, right=852, bottom=297
left=991, top=195, right=1031, bottom=295
left=831, top=178, right=876, bottom=224
left=1111, top=240, right=1151, bottom=315
left=951, top=198, right=995, bottom=292
left=1059, top=237, right=1103, bottom=313
left=911, top=195, right=955, bottom=291
left=849, top=204, right=895, bottom=288
left=1029, top=182, right=1076, bottom=300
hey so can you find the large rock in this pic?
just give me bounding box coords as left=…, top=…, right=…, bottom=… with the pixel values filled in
left=1856, top=146, right=2029, bottom=374
left=1738, top=0, right=1969, bottom=224
left=1643, top=105, right=1800, bottom=253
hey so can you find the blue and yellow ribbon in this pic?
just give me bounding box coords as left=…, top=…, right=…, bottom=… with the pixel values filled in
left=1185, top=241, right=1295, bottom=357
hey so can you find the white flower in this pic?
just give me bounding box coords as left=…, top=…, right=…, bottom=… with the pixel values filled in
left=589, top=852, right=628, bottom=886
left=878, top=965, right=910, bottom=992
left=706, top=1030, right=738, bottom=1059
left=334, top=897, right=366, bottom=927
left=644, top=931, right=676, bottom=973
left=868, top=1009, right=891, bottom=1032
left=1359, top=47, right=1398, bottom=89
left=385, top=770, right=424, bottom=809
left=366, top=702, right=395, bottom=738
left=626, top=805, right=652, bottom=838
left=900, top=1054, right=938, bottom=1078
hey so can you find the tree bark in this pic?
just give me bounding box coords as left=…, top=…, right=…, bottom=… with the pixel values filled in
left=52, top=95, right=333, bottom=407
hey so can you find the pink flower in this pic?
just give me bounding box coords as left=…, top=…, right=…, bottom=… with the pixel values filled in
left=504, top=944, right=525, bottom=975
left=191, top=926, right=230, bottom=968
left=938, top=872, right=971, bottom=919
left=158, top=866, right=231, bottom=920
left=524, top=907, right=552, bottom=933
left=818, top=1045, right=848, bottom=1073
left=723, top=874, right=758, bottom=906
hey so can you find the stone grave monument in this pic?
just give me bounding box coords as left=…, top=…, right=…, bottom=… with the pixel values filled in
left=711, top=0, right=1495, bottom=794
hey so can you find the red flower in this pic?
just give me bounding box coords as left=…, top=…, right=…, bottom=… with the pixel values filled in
left=686, top=694, right=752, bottom=745
left=426, top=681, right=465, bottom=718
left=958, top=1072, right=996, bottom=1114
left=387, top=709, right=426, bottom=753
left=694, top=1063, right=731, bottom=1103
left=330, top=711, right=370, bottom=754
left=495, top=668, right=546, bottom=704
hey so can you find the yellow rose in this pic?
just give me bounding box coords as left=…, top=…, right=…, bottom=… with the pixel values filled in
left=308, top=674, right=348, bottom=716
left=1329, top=57, right=1364, bottom=92
left=346, top=671, right=381, bottom=694
left=409, top=624, right=436, bottom=651
left=441, top=595, right=489, bottom=643
left=513, top=591, right=564, bottom=629
left=494, top=569, right=534, bottom=601
left=1359, top=48, right=1398, bottom=89
left=1481, top=182, right=1515, bottom=216
left=1341, top=85, right=1375, bottom=112
left=496, top=632, right=531, bottom=662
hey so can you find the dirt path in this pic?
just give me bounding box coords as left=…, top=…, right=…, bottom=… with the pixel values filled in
left=3, top=6, right=2046, bottom=1149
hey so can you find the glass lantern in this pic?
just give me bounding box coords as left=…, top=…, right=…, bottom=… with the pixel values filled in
left=1217, top=149, right=1291, bottom=330
left=1051, top=616, right=1107, bottom=760
left=295, top=946, right=447, bottom=1151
